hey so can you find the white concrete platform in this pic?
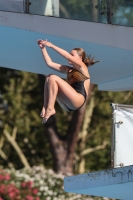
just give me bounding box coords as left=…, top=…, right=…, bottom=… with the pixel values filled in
left=64, top=165, right=133, bottom=200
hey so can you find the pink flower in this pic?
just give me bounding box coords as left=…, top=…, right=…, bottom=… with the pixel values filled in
left=0, top=175, right=4, bottom=181
left=9, top=191, right=16, bottom=198
left=0, top=184, right=5, bottom=194
left=35, top=198, right=40, bottom=200
left=4, top=174, right=10, bottom=180
left=27, top=181, right=33, bottom=189
left=21, top=182, right=27, bottom=188
left=32, top=188, right=38, bottom=195
left=7, top=184, right=20, bottom=197
left=26, top=195, right=34, bottom=200
left=0, top=170, right=10, bottom=182
left=0, top=197, right=4, bottom=200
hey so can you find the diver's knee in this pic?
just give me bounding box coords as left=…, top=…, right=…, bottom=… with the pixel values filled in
left=45, top=74, right=53, bottom=81
left=48, top=74, right=58, bottom=81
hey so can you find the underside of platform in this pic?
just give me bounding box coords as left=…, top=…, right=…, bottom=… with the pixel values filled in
left=0, top=11, right=133, bottom=91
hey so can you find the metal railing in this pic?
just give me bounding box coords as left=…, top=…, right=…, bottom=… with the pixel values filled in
left=0, top=0, right=133, bottom=27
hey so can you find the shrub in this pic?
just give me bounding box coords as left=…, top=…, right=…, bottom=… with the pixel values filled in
left=0, top=166, right=114, bottom=200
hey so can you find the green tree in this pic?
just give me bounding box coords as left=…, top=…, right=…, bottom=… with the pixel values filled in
left=0, top=67, right=50, bottom=169
left=1, top=67, right=133, bottom=176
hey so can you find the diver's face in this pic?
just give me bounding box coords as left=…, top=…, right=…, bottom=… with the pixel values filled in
left=70, top=50, right=80, bottom=58
left=69, top=50, right=81, bottom=65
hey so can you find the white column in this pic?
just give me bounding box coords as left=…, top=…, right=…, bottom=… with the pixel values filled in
left=29, top=0, right=59, bottom=16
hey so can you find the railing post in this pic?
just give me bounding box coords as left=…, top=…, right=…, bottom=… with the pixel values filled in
left=25, top=0, right=29, bottom=13
left=106, top=0, right=112, bottom=24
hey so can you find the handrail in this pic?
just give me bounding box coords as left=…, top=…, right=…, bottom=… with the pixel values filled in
left=111, top=103, right=133, bottom=110
left=0, top=0, right=133, bottom=27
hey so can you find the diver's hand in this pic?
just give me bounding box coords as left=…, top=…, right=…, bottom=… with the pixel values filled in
left=37, top=39, right=44, bottom=49
left=37, top=39, right=52, bottom=48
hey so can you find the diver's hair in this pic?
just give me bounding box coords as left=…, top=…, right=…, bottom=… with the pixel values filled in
left=73, top=48, right=100, bottom=67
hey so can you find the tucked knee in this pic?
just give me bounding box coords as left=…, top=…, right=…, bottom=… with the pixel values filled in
left=48, top=74, right=57, bottom=82
left=45, top=74, right=53, bottom=82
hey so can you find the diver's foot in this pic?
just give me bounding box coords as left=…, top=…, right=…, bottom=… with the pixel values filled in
left=42, top=108, right=56, bottom=124
left=40, top=106, right=45, bottom=118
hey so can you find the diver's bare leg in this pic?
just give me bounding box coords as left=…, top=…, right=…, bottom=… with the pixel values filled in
left=42, top=74, right=85, bottom=123
left=41, top=76, right=49, bottom=118
left=42, top=76, right=57, bottom=123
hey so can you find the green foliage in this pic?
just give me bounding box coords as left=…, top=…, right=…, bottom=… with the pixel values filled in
left=0, top=67, right=53, bottom=169
left=112, top=0, right=133, bottom=26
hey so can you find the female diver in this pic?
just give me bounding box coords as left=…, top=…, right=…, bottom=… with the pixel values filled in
left=37, top=39, right=98, bottom=123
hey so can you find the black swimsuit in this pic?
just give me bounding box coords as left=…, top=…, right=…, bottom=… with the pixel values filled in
left=66, top=68, right=90, bottom=111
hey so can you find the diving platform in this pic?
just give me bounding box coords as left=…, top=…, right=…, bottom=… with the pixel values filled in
left=64, top=165, right=133, bottom=200
left=0, top=10, right=133, bottom=91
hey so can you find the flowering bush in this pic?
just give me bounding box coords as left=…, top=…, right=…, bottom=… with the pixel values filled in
left=0, top=166, right=114, bottom=200
left=0, top=169, right=40, bottom=200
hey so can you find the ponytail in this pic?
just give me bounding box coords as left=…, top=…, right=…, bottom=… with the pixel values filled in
left=73, top=48, right=100, bottom=67
left=84, top=55, right=100, bottom=67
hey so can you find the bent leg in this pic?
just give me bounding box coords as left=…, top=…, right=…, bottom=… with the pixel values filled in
left=48, top=75, right=85, bottom=109
left=41, top=75, right=51, bottom=118
left=43, top=74, right=85, bottom=122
